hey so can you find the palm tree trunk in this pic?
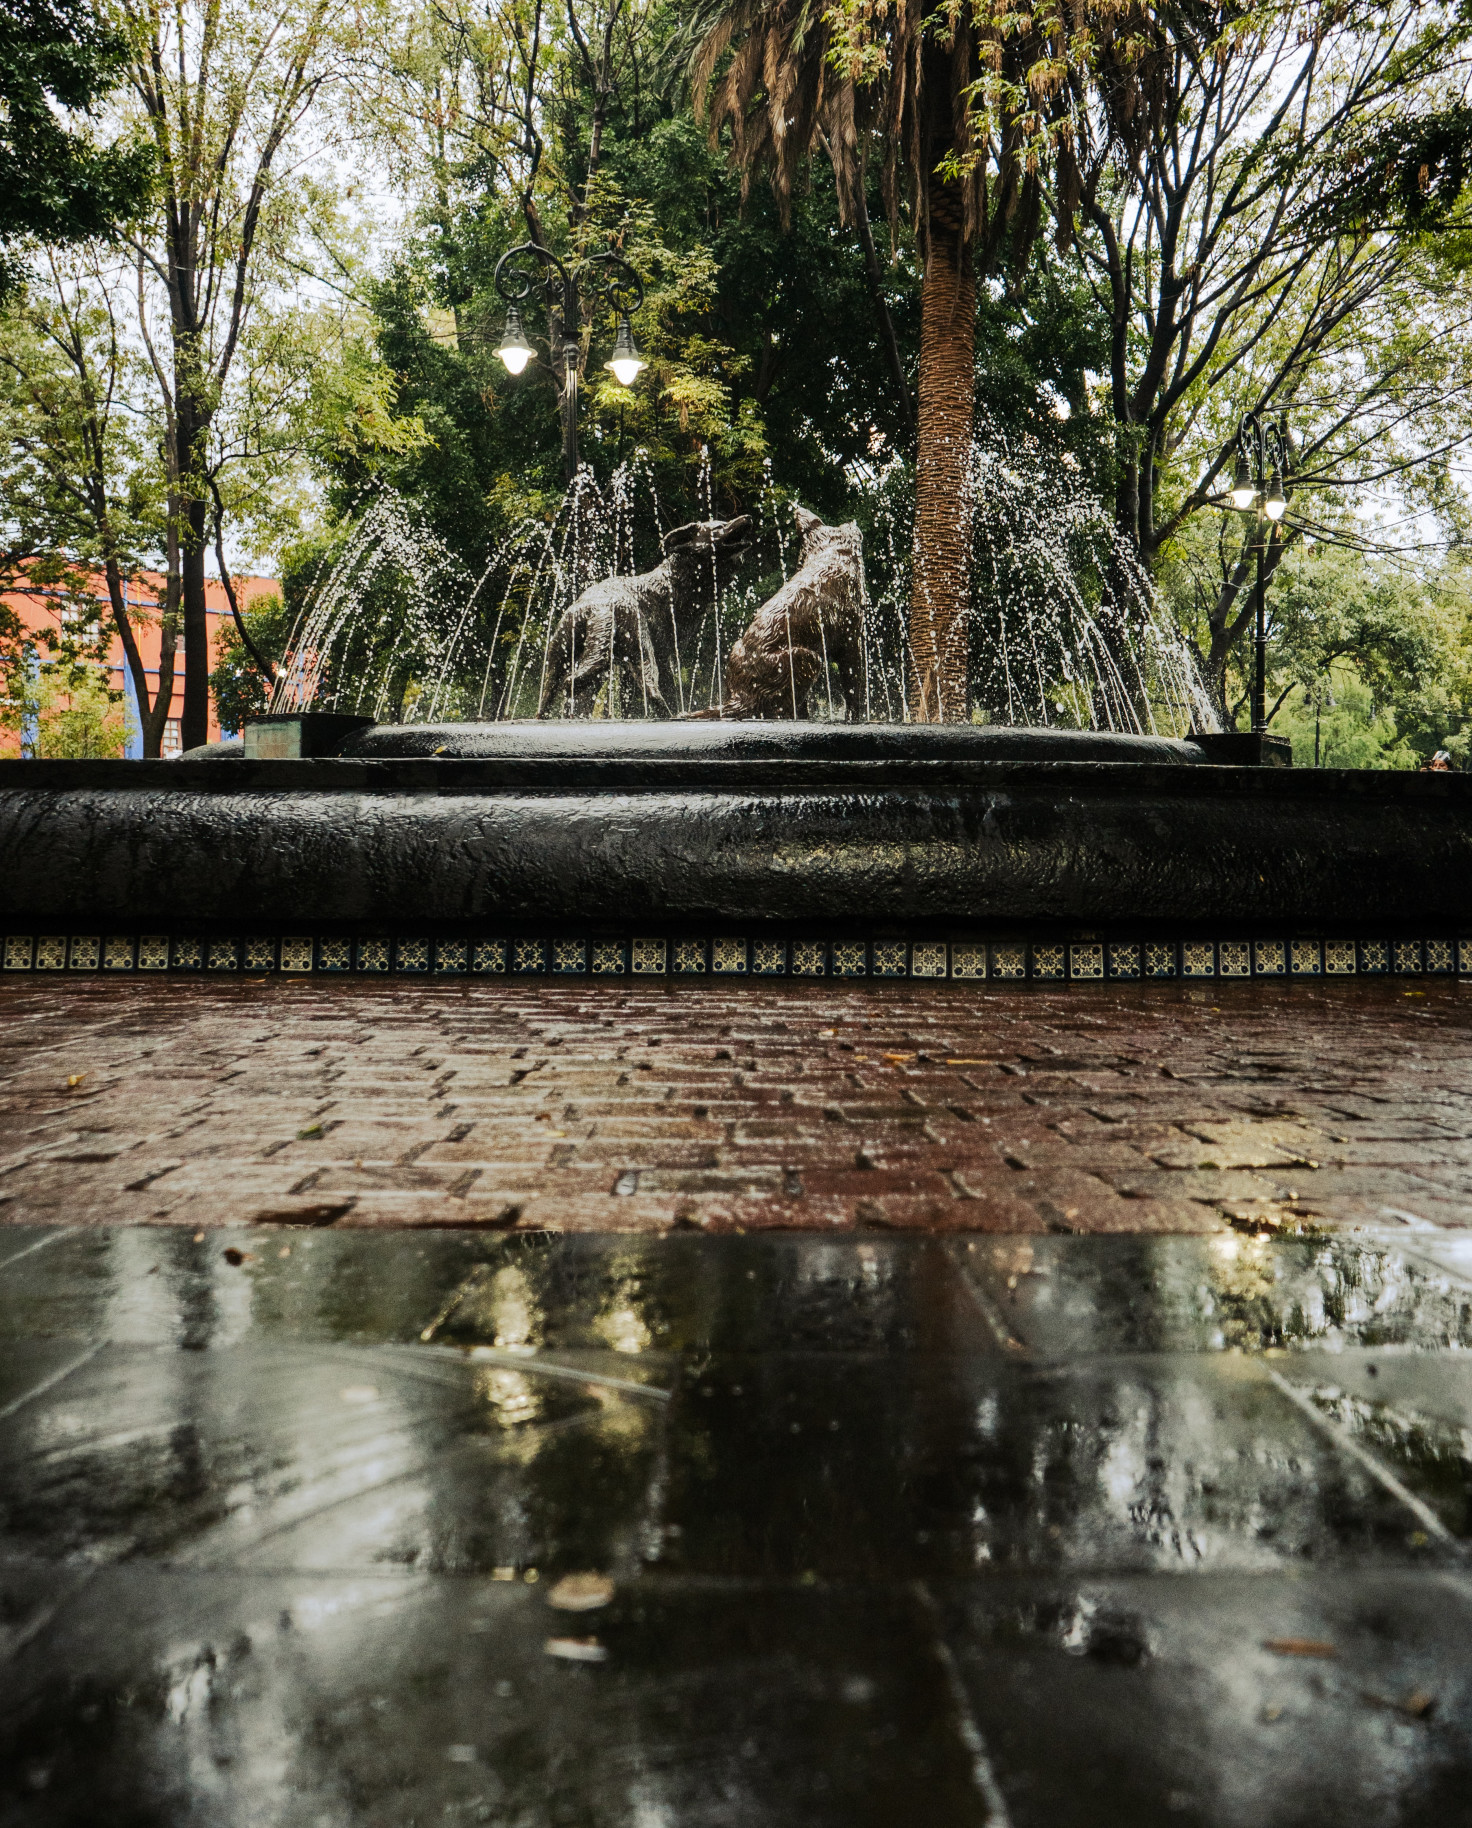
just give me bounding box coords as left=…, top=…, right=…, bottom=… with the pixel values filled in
left=908, top=169, right=974, bottom=722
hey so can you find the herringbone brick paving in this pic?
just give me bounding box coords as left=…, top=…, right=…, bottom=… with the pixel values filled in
left=2, top=976, right=1470, bottom=1233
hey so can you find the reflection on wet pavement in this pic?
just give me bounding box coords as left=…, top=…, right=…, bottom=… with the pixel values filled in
left=2, top=1226, right=1471, bottom=1824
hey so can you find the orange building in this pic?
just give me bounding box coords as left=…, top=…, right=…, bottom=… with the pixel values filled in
left=3, top=568, right=280, bottom=755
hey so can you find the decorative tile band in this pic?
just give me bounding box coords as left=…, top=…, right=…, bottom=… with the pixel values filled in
left=4, top=933, right=1471, bottom=982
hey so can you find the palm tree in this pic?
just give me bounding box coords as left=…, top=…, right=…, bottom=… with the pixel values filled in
left=681, top=0, right=1084, bottom=719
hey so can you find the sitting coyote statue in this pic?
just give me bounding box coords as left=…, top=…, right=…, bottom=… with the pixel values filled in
left=536, top=517, right=751, bottom=718
left=704, top=506, right=866, bottom=719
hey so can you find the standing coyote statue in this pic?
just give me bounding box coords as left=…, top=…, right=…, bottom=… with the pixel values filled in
left=536, top=517, right=751, bottom=718
left=704, top=506, right=867, bottom=719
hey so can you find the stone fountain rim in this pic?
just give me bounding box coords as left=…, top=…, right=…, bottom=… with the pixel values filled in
left=193, top=720, right=1228, bottom=768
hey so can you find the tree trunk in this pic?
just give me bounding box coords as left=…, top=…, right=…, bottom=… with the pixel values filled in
left=180, top=495, right=210, bottom=750
left=908, top=167, right=975, bottom=722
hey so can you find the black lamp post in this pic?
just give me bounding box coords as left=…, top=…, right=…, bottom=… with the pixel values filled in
left=1230, top=411, right=1290, bottom=732
left=492, top=242, right=645, bottom=484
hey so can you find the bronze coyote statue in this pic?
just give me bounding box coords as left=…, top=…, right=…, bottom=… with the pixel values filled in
left=536, top=517, right=751, bottom=718
left=705, top=507, right=867, bottom=719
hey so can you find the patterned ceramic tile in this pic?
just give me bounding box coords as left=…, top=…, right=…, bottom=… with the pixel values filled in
left=631, top=938, right=667, bottom=975
left=18, top=928, right=1469, bottom=992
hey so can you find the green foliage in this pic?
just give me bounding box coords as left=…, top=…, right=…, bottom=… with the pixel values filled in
left=1251, top=544, right=1472, bottom=766
left=1275, top=669, right=1417, bottom=771
left=1, top=652, right=131, bottom=757
left=208, top=592, right=294, bottom=733
left=0, top=0, right=152, bottom=290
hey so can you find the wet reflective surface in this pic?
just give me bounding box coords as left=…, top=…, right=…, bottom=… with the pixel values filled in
left=3, top=1226, right=1472, bottom=1824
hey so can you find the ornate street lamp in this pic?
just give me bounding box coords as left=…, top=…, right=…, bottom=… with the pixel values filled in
left=1230, top=412, right=1292, bottom=732
left=492, top=242, right=645, bottom=483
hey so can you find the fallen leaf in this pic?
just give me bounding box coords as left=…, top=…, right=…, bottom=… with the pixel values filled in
left=1400, top=1690, right=1436, bottom=1719
left=544, top=1637, right=608, bottom=1664
left=882, top=1053, right=915, bottom=1064
left=297, top=1123, right=324, bottom=1141
left=65, top=1073, right=86, bottom=1089
left=547, top=1572, right=614, bottom=1612
left=946, top=1058, right=992, bottom=1065
left=192, top=1232, right=205, bottom=1243
left=1263, top=1638, right=1337, bottom=1659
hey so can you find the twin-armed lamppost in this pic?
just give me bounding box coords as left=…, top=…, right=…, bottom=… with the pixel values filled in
left=493, top=242, right=646, bottom=483
left=1229, top=412, right=1290, bottom=732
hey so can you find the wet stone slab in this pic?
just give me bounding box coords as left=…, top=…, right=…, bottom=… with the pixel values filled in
left=937, top=1571, right=1472, bottom=1828
left=0, top=1226, right=1470, bottom=1824
left=956, top=1234, right=1472, bottom=1358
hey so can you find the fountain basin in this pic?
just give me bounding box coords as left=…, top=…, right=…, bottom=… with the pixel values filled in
left=1, top=724, right=1468, bottom=981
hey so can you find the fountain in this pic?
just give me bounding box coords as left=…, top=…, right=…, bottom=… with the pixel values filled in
left=2, top=426, right=1470, bottom=987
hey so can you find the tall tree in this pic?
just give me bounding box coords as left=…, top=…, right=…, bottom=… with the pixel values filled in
left=117, top=0, right=347, bottom=748
left=1057, top=0, right=1472, bottom=719
left=681, top=0, right=1087, bottom=718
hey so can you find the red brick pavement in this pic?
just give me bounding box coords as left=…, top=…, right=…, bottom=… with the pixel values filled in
left=2, top=976, right=1471, bottom=1235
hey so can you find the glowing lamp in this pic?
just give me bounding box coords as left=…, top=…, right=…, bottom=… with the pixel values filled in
left=605, top=315, right=645, bottom=387
left=496, top=306, right=533, bottom=376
